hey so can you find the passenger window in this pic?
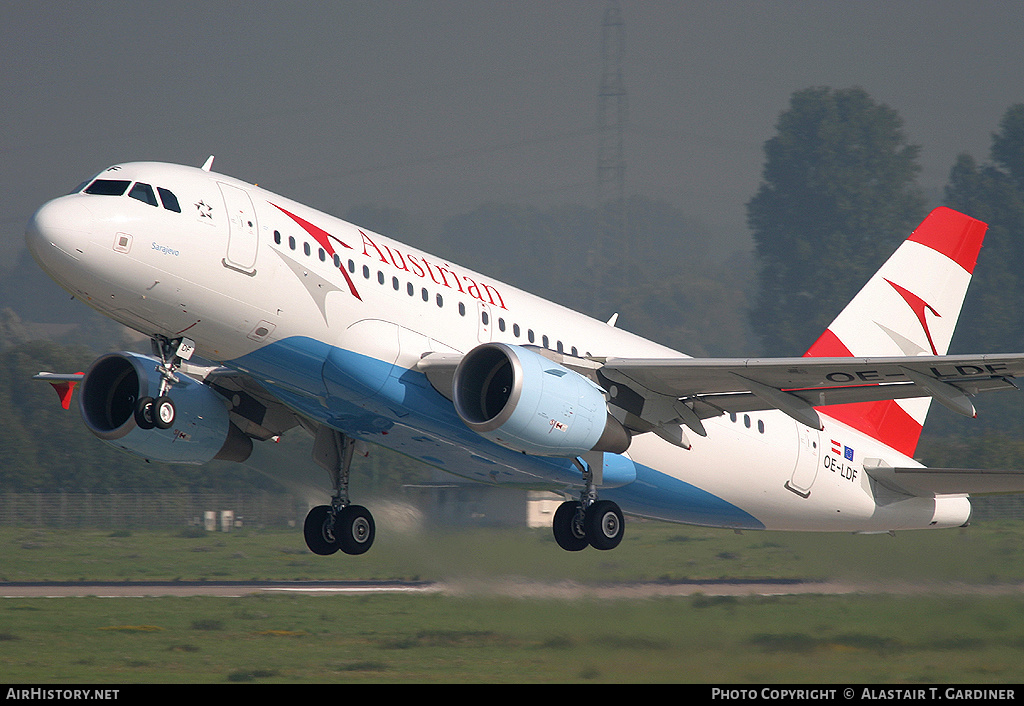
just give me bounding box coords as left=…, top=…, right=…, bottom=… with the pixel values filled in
left=157, top=187, right=181, bottom=212
left=128, top=182, right=158, bottom=207
left=84, top=179, right=130, bottom=196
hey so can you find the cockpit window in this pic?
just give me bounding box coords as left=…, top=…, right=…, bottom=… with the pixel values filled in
left=84, top=179, right=130, bottom=196
left=128, top=182, right=158, bottom=207
left=157, top=187, right=181, bottom=213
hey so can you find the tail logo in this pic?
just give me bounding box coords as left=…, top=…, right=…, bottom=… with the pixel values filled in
left=883, top=279, right=941, bottom=356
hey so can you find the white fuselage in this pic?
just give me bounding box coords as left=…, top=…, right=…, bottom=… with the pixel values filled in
left=26, top=161, right=970, bottom=532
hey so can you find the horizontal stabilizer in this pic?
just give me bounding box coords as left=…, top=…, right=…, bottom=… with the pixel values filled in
left=865, top=461, right=1024, bottom=497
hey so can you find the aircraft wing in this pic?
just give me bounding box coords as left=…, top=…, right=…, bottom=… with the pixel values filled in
left=419, top=349, right=1024, bottom=446
left=189, top=366, right=306, bottom=441
left=598, top=353, right=1024, bottom=432
left=33, top=372, right=85, bottom=409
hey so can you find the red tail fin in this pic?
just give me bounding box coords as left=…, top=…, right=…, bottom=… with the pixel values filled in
left=803, top=208, right=987, bottom=457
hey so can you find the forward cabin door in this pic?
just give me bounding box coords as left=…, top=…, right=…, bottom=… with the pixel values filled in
left=219, top=183, right=258, bottom=275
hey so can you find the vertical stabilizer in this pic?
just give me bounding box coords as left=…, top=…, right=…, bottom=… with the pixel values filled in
left=803, top=207, right=988, bottom=456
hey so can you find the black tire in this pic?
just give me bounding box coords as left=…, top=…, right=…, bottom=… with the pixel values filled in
left=134, top=397, right=155, bottom=430
left=303, top=505, right=339, bottom=556
left=552, top=500, right=589, bottom=552
left=337, top=505, right=375, bottom=555
left=585, top=500, right=624, bottom=551
left=153, top=396, right=176, bottom=430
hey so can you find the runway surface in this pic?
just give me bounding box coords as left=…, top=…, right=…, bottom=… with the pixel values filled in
left=3, top=579, right=1023, bottom=598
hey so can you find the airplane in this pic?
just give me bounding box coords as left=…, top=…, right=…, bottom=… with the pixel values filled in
left=24, top=157, right=1024, bottom=556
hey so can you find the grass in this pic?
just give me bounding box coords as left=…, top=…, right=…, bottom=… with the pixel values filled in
left=2, top=521, right=1024, bottom=682
left=4, top=593, right=1024, bottom=682
left=2, top=520, right=1024, bottom=584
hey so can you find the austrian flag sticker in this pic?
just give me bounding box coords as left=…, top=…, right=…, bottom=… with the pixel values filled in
left=831, top=439, right=855, bottom=461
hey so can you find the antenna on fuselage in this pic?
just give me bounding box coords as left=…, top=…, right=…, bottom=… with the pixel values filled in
left=201, top=155, right=215, bottom=172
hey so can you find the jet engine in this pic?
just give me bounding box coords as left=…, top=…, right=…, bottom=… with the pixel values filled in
left=452, top=342, right=629, bottom=457
left=78, top=352, right=252, bottom=464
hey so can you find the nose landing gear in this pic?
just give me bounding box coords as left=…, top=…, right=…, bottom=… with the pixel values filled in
left=133, top=336, right=193, bottom=430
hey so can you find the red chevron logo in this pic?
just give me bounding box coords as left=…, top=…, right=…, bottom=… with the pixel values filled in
left=884, top=278, right=940, bottom=355
left=272, top=203, right=361, bottom=301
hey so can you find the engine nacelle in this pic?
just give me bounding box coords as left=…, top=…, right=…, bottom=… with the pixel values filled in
left=78, top=352, right=252, bottom=464
left=452, top=342, right=630, bottom=457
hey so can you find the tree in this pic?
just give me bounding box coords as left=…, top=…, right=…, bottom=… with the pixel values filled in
left=747, top=87, right=926, bottom=355
left=909, top=104, right=1024, bottom=471
left=991, top=104, right=1024, bottom=191
left=943, top=152, right=1024, bottom=355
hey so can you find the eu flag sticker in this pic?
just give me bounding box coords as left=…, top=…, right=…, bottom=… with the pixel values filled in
left=844, top=446, right=854, bottom=461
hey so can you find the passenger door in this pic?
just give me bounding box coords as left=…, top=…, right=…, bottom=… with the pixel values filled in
left=218, top=183, right=258, bottom=275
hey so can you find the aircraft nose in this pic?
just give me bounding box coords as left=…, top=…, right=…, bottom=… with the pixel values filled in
left=25, top=197, right=94, bottom=265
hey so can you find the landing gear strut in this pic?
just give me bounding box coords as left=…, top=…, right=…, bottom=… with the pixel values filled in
left=304, top=427, right=375, bottom=556
left=551, top=454, right=625, bottom=551
left=134, top=336, right=193, bottom=430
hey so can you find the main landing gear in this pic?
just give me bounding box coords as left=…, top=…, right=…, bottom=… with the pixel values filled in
left=134, top=336, right=194, bottom=430
left=551, top=455, right=625, bottom=552
left=304, top=427, right=376, bottom=556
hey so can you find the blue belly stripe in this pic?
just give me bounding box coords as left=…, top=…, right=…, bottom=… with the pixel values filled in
left=227, top=336, right=762, bottom=529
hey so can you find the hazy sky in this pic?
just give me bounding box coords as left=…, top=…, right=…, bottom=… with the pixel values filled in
left=3, top=1, right=1023, bottom=271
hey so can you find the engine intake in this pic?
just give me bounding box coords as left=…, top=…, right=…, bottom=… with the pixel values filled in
left=453, top=343, right=629, bottom=457
left=79, top=352, right=251, bottom=464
